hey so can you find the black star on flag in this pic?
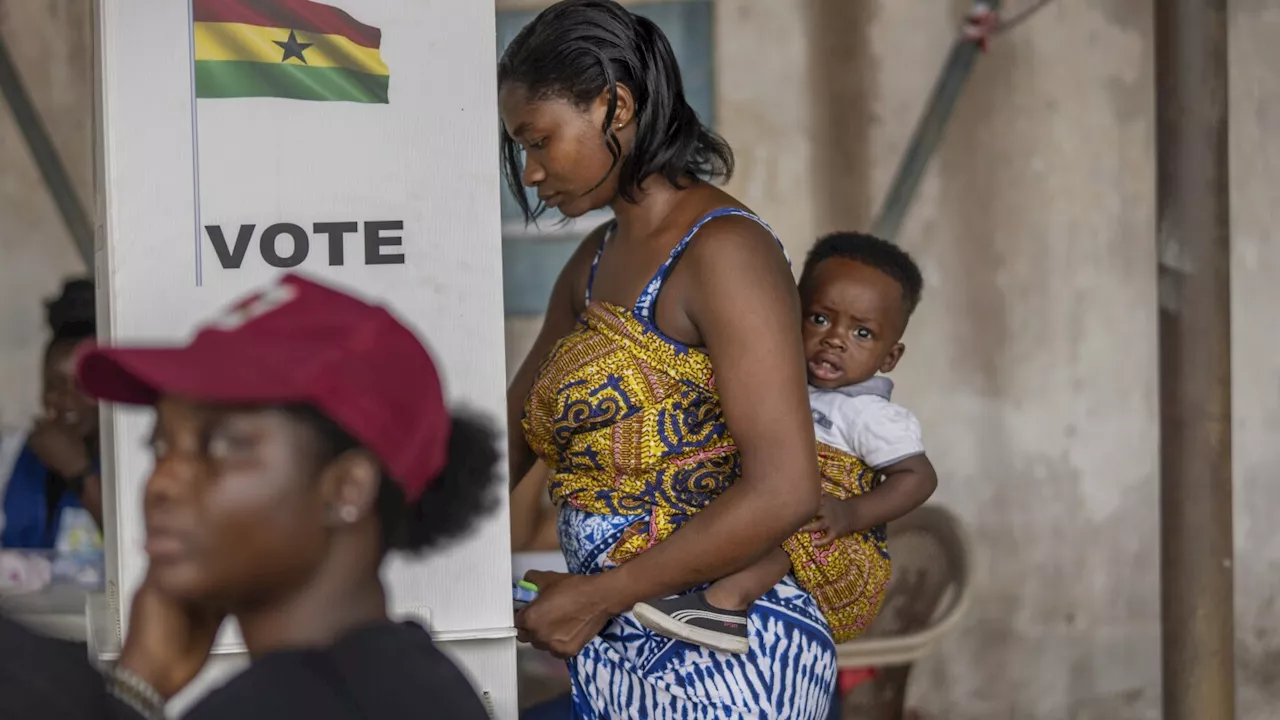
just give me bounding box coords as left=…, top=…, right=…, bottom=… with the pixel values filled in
left=274, top=29, right=313, bottom=64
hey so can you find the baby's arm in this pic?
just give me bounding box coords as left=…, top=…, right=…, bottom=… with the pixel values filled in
left=803, top=454, right=937, bottom=546
left=848, top=455, right=938, bottom=528
left=803, top=397, right=937, bottom=546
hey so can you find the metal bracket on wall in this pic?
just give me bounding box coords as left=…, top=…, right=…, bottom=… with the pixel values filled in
left=871, top=0, right=1002, bottom=242
left=0, top=31, right=94, bottom=270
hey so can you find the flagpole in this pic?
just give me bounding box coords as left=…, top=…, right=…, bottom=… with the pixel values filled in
left=187, top=0, right=204, bottom=287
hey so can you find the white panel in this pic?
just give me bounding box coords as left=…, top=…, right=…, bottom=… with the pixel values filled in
left=437, top=638, right=521, bottom=720
left=94, top=0, right=199, bottom=627
left=93, top=0, right=513, bottom=704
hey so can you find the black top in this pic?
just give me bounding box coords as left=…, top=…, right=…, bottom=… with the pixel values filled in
left=0, top=614, right=490, bottom=720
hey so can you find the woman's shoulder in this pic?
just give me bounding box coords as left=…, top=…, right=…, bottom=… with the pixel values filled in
left=676, top=189, right=782, bottom=260
left=675, top=200, right=790, bottom=288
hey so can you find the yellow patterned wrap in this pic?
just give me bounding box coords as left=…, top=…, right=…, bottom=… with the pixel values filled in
left=523, top=302, right=739, bottom=566
left=783, top=442, right=892, bottom=643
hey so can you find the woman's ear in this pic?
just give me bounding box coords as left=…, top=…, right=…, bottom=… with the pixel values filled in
left=319, top=449, right=381, bottom=526
left=596, top=83, right=635, bottom=131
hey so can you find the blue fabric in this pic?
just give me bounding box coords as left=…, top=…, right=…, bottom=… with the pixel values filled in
left=520, top=687, right=845, bottom=719
left=520, top=682, right=847, bottom=719
left=558, top=507, right=837, bottom=719
left=1, top=444, right=81, bottom=549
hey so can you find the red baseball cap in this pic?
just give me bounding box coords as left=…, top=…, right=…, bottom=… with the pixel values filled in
left=75, top=273, right=451, bottom=502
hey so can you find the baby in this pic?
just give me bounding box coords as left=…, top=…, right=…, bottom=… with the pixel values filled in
left=633, top=232, right=939, bottom=653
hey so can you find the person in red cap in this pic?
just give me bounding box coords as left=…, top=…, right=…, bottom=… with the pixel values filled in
left=0, top=273, right=497, bottom=719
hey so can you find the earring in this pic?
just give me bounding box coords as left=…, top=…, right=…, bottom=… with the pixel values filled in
left=335, top=505, right=358, bottom=523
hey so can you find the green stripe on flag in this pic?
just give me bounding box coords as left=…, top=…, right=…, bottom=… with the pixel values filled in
left=195, top=60, right=389, bottom=104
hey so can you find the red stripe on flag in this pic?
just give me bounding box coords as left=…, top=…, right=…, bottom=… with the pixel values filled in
left=193, top=0, right=381, bottom=49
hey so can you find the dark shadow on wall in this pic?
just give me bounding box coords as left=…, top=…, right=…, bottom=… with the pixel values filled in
left=934, top=0, right=1011, bottom=401
left=807, top=0, right=878, bottom=234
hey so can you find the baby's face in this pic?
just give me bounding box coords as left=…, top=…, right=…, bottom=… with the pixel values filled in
left=801, top=258, right=908, bottom=390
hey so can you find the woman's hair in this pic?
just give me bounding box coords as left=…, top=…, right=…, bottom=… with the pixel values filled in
left=45, top=278, right=96, bottom=348
left=288, top=405, right=501, bottom=553
left=497, top=0, right=733, bottom=221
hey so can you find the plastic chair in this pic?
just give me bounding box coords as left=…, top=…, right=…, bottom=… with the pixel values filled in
left=835, top=504, right=974, bottom=719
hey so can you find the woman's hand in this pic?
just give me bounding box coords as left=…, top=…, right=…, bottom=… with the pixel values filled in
left=27, top=417, right=92, bottom=479
left=117, top=571, right=226, bottom=699
left=515, top=570, right=617, bottom=659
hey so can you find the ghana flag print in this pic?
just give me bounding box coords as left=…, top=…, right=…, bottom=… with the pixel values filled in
left=193, top=0, right=390, bottom=104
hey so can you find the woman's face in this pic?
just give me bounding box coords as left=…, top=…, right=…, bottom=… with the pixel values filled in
left=143, top=397, right=332, bottom=606
left=44, top=339, right=98, bottom=439
left=498, top=83, right=631, bottom=218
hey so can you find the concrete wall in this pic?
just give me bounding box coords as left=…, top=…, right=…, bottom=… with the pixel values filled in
left=1223, top=2, right=1280, bottom=716
left=745, top=2, right=1280, bottom=717
left=0, top=0, right=92, bottom=431
left=846, top=3, right=1162, bottom=717
left=5, top=1, right=1280, bottom=717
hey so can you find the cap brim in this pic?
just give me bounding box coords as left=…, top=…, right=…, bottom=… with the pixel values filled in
left=77, top=343, right=307, bottom=407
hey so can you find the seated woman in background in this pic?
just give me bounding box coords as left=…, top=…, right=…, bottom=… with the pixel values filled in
left=0, top=278, right=103, bottom=549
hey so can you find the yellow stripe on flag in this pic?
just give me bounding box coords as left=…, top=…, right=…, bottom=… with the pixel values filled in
left=193, top=22, right=388, bottom=76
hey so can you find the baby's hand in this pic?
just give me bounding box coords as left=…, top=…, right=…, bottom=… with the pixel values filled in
left=799, top=494, right=865, bottom=548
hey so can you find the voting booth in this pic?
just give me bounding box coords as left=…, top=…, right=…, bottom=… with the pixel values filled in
left=91, top=0, right=515, bottom=714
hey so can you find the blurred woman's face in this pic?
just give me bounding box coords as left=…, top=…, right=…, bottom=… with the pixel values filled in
left=44, top=339, right=98, bottom=439
left=498, top=83, right=628, bottom=219
left=143, top=397, right=331, bottom=607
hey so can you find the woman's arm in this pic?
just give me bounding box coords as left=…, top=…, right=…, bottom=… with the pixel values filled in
left=25, top=420, right=104, bottom=529
left=510, top=461, right=552, bottom=551
left=593, top=217, right=820, bottom=609
left=505, top=226, right=607, bottom=486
